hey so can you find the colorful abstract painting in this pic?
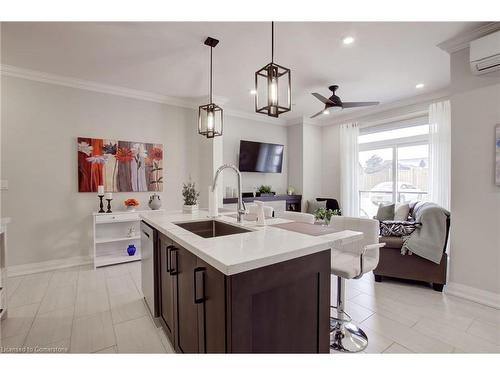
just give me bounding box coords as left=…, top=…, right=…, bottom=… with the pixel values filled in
left=496, top=125, right=500, bottom=186
left=78, top=137, right=163, bottom=192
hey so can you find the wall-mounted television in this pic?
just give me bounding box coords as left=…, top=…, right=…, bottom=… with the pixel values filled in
left=238, top=140, right=284, bottom=173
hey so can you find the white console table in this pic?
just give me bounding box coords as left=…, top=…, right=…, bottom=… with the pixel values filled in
left=93, top=210, right=163, bottom=269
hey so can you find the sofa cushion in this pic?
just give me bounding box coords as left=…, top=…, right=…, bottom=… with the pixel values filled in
left=394, top=203, right=410, bottom=221
left=380, top=236, right=404, bottom=249
left=375, top=203, right=395, bottom=221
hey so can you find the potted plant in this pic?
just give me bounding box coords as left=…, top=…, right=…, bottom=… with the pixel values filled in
left=256, top=185, right=274, bottom=197
left=314, top=207, right=341, bottom=226
left=124, top=198, right=140, bottom=212
left=182, top=181, right=200, bottom=213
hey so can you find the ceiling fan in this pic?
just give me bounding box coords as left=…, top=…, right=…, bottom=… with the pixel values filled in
left=310, top=85, right=379, bottom=118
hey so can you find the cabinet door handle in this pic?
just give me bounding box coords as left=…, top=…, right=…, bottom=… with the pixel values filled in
left=169, top=248, right=178, bottom=275
left=165, top=245, right=174, bottom=273
left=142, top=230, right=150, bottom=238
left=193, top=267, right=206, bottom=304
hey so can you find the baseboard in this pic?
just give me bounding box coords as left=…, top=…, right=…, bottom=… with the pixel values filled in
left=445, top=282, right=500, bottom=310
left=8, top=255, right=92, bottom=277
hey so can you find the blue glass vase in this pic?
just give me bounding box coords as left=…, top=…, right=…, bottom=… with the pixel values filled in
left=127, top=244, right=136, bottom=256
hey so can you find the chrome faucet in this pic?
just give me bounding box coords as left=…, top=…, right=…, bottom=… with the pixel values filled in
left=212, top=164, right=247, bottom=223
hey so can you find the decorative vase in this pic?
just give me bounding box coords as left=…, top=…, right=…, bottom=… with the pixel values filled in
left=315, top=218, right=330, bottom=226
left=183, top=204, right=198, bottom=213
left=126, top=206, right=137, bottom=212
left=148, top=194, right=162, bottom=210
left=127, top=244, right=136, bottom=256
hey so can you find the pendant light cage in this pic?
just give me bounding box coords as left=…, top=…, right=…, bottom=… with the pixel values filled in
left=199, top=37, right=223, bottom=138
left=198, top=103, right=223, bottom=138
left=255, top=22, right=291, bottom=118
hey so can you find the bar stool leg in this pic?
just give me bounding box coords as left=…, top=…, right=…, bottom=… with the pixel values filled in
left=330, top=276, right=368, bottom=353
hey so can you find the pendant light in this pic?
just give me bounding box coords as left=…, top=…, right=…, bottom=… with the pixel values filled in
left=199, top=37, right=223, bottom=138
left=255, top=22, right=291, bottom=118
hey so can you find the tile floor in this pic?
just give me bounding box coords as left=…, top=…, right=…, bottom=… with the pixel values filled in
left=1, top=261, right=499, bottom=354
left=331, top=274, right=500, bottom=353
left=1, top=262, right=173, bottom=353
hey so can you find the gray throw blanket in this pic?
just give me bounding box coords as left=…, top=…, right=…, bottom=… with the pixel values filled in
left=402, top=202, right=450, bottom=264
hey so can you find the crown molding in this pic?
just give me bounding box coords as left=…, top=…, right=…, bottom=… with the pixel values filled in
left=317, top=87, right=449, bottom=127
left=0, top=64, right=199, bottom=109
left=0, top=64, right=287, bottom=126
left=0, top=63, right=448, bottom=129
left=225, top=108, right=288, bottom=126
left=437, top=22, right=500, bottom=54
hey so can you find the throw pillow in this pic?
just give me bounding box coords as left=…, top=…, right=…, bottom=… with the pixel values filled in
left=306, top=199, right=326, bottom=214
left=394, top=203, right=410, bottom=221
left=379, top=220, right=421, bottom=237
left=408, top=201, right=418, bottom=218
left=375, top=203, right=395, bottom=221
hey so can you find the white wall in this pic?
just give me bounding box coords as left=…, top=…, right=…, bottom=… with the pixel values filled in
left=287, top=124, right=303, bottom=196
left=302, top=123, right=323, bottom=211
left=222, top=116, right=288, bottom=195
left=321, top=125, right=341, bottom=201
left=448, top=47, right=500, bottom=299
left=1, top=76, right=201, bottom=267
left=285, top=121, right=324, bottom=211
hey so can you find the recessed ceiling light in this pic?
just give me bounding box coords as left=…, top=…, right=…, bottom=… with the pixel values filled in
left=342, top=36, right=355, bottom=45
left=415, top=83, right=425, bottom=89
left=323, top=109, right=330, bottom=115
left=249, top=89, right=257, bottom=95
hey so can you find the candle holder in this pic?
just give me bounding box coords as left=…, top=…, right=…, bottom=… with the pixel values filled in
left=98, top=195, right=105, bottom=213
left=106, top=199, right=113, bottom=213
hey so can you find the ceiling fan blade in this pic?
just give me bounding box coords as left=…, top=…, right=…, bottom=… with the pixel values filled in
left=310, top=110, right=326, bottom=119
left=312, top=93, right=334, bottom=105
left=342, top=101, right=380, bottom=108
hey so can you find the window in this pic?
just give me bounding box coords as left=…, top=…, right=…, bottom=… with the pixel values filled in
left=358, top=120, right=429, bottom=218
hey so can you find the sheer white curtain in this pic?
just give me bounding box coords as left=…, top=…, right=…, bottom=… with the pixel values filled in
left=339, top=122, right=360, bottom=216
left=428, top=100, right=451, bottom=210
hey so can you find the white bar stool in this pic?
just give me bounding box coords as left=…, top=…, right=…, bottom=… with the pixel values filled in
left=329, top=216, right=385, bottom=352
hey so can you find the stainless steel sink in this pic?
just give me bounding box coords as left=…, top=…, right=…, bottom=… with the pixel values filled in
left=174, top=220, right=252, bottom=238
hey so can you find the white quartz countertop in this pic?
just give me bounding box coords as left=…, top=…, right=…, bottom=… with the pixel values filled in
left=140, top=210, right=362, bottom=275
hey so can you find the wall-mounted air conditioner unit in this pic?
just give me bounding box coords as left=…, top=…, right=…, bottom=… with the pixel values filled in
left=470, top=30, right=500, bottom=75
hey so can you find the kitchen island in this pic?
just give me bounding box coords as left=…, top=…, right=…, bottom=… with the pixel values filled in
left=140, top=210, right=360, bottom=354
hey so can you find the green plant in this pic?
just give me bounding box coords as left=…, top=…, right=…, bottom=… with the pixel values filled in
left=257, top=185, right=272, bottom=194
left=314, top=208, right=341, bottom=224
left=182, top=181, right=199, bottom=206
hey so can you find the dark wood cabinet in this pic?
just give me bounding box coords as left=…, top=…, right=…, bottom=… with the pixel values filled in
left=158, top=235, right=175, bottom=343
left=227, top=252, right=330, bottom=353
left=174, top=245, right=199, bottom=353
left=155, top=230, right=330, bottom=353
left=195, top=258, right=227, bottom=353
